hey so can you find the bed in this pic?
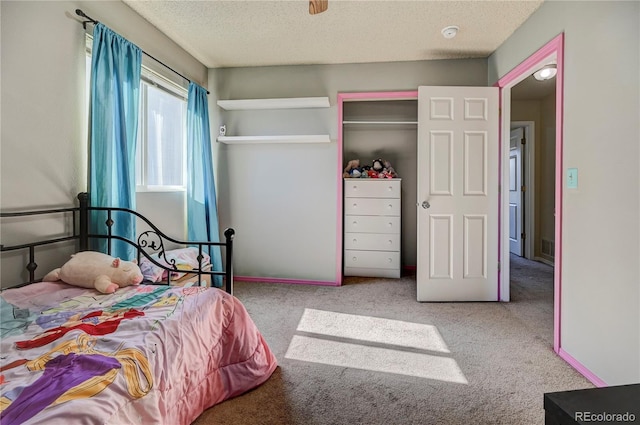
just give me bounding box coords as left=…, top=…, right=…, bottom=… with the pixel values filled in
left=0, top=193, right=278, bottom=424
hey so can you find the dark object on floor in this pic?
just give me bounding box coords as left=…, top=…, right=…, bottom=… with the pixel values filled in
left=544, top=384, right=640, bottom=424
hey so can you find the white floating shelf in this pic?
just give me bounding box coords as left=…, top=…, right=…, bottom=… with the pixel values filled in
left=217, top=97, right=330, bottom=110
left=217, top=135, right=331, bottom=144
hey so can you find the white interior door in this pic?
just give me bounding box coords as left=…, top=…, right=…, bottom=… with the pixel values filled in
left=509, top=127, right=524, bottom=256
left=416, top=86, right=499, bottom=301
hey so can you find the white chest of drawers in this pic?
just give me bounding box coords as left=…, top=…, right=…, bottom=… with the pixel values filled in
left=344, top=178, right=401, bottom=278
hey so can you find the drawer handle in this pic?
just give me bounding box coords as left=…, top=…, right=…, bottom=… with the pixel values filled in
left=388, top=204, right=392, bottom=209
left=388, top=222, right=393, bottom=227
left=388, top=258, right=393, bottom=263
left=353, top=203, right=357, bottom=208
left=353, top=221, right=357, bottom=225
left=353, top=238, right=357, bottom=243
left=388, top=240, right=392, bottom=244
left=353, top=185, right=358, bottom=190
left=388, top=186, right=393, bottom=191
left=352, top=257, right=357, bottom=262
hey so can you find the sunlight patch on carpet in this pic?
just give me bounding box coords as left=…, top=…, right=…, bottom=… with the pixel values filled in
left=285, top=335, right=468, bottom=383
left=285, top=309, right=467, bottom=383
left=296, top=308, right=450, bottom=353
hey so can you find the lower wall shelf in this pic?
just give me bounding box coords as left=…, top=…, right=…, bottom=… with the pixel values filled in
left=217, top=135, right=331, bottom=144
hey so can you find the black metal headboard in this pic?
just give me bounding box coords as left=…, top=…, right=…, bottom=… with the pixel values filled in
left=0, top=192, right=234, bottom=294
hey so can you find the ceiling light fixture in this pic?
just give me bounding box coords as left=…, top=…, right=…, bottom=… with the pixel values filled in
left=441, top=26, right=459, bottom=39
left=533, top=64, right=557, bottom=81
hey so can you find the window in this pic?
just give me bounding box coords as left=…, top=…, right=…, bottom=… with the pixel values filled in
left=136, top=78, right=187, bottom=190
left=85, top=35, right=188, bottom=191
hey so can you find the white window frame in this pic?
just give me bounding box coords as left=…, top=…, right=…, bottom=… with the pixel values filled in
left=85, top=34, right=189, bottom=193
left=136, top=72, right=188, bottom=192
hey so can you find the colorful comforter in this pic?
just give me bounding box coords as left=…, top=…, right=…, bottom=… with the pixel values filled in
left=0, top=282, right=277, bottom=424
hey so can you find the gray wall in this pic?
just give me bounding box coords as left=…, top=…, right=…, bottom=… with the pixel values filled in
left=489, top=1, right=639, bottom=385
left=1, top=1, right=206, bottom=286
left=209, top=60, right=487, bottom=281
left=539, top=92, right=556, bottom=261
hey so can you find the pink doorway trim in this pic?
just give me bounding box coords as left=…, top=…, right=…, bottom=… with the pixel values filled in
left=496, top=32, right=564, bottom=353
left=495, top=33, right=605, bottom=386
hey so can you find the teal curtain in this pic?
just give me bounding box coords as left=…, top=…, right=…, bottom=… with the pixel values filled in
left=187, top=82, right=223, bottom=287
left=89, top=24, right=142, bottom=260
left=89, top=23, right=141, bottom=260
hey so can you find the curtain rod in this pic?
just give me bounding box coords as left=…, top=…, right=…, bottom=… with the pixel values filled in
left=75, top=9, right=209, bottom=95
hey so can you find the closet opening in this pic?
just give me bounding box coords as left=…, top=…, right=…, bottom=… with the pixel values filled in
left=337, top=92, right=418, bottom=284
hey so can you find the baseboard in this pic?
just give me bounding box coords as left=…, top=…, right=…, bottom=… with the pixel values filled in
left=558, top=348, right=607, bottom=387
left=237, top=268, right=418, bottom=286
left=234, top=276, right=340, bottom=286
left=534, top=256, right=555, bottom=267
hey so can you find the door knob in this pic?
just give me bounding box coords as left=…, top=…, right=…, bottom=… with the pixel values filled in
left=421, top=201, right=430, bottom=209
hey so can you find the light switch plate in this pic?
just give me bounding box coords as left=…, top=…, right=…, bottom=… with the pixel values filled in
left=567, top=168, right=578, bottom=189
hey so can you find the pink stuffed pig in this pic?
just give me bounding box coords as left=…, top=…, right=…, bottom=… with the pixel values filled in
left=43, top=251, right=144, bottom=294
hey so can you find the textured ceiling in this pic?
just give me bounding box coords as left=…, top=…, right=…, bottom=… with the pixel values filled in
left=122, top=0, right=544, bottom=69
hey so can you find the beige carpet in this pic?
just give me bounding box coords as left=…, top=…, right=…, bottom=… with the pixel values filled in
left=193, top=256, right=593, bottom=425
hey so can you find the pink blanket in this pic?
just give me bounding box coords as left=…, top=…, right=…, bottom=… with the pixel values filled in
left=0, top=282, right=277, bottom=424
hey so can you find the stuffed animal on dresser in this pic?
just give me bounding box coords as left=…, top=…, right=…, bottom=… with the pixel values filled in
left=343, top=159, right=361, bottom=178
left=372, top=158, right=384, bottom=173
left=361, top=165, right=374, bottom=178
left=383, top=160, right=399, bottom=178
left=43, top=251, right=144, bottom=294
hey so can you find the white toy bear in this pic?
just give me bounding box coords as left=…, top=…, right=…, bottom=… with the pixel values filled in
left=43, top=251, right=144, bottom=294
